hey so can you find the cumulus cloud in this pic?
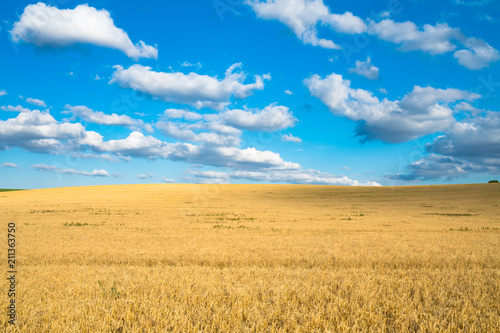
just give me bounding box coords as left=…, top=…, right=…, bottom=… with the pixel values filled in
left=0, top=90, right=7, bottom=97
left=234, top=169, right=380, bottom=185
left=245, top=1, right=499, bottom=69
left=184, top=170, right=231, bottom=184
left=305, top=72, right=480, bottom=143
left=282, top=133, right=302, bottom=143
left=32, top=163, right=109, bottom=177
left=26, top=97, right=46, bottom=107
left=367, top=19, right=499, bottom=69
left=110, top=63, right=268, bottom=110
left=0, top=108, right=87, bottom=153
left=454, top=37, right=500, bottom=70
left=10, top=3, right=157, bottom=59
left=157, top=103, right=295, bottom=146
left=349, top=57, right=379, bottom=80
left=245, top=0, right=366, bottom=49
left=426, top=111, right=500, bottom=169
left=181, top=61, right=202, bottom=69
left=367, top=20, right=461, bottom=55
left=138, top=173, right=154, bottom=179
left=162, top=177, right=175, bottom=183
left=221, top=104, right=296, bottom=131
left=1, top=105, right=31, bottom=113
left=156, top=121, right=241, bottom=146
left=284, top=90, right=293, bottom=95
left=0, top=162, right=18, bottom=168
left=184, top=168, right=380, bottom=185
left=63, top=105, right=142, bottom=128
left=390, top=111, right=500, bottom=181
left=163, top=108, right=203, bottom=121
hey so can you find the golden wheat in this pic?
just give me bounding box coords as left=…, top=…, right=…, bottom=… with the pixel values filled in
left=1, top=184, right=499, bottom=332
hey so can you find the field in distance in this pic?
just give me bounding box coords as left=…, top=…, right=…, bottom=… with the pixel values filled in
left=1, top=183, right=499, bottom=332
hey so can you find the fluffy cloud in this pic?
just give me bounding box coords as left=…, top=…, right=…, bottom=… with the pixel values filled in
left=426, top=111, right=500, bottom=169
left=64, top=105, right=142, bottom=127
left=32, top=164, right=109, bottom=177
left=1, top=105, right=31, bottom=113
left=281, top=133, right=302, bottom=143
left=157, top=103, right=295, bottom=146
left=138, top=173, right=154, bottom=179
left=388, top=154, right=485, bottom=181
left=348, top=57, right=379, bottom=80
left=245, top=0, right=366, bottom=49
left=11, top=3, right=157, bottom=60
left=0, top=162, right=18, bottom=168
left=305, top=73, right=480, bottom=143
left=246, top=1, right=499, bottom=69
left=368, top=20, right=460, bottom=55
left=390, top=112, right=500, bottom=181
left=26, top=97, right=46, bottom=107
left=110, top=63, right=268, bottom=110
left=221, top=104, right=296, bottom=131
left=162, top=177, right=175, bottom=183
left=156, top=121, right=241, bottom=146
left=0, top=90, right=7, bottom=97
left=454, top=37, right=500, bottom=70
left=163, top=109, right=203, bottom=121
left=0, top=109, right=87, bottom=153
left=284, top=90, right=293, bottom=95
left=183, top=168, right=380, bottom=185
left=184, top=170, right=231, bottom=184
left=368, top=19, right=499, bottom=69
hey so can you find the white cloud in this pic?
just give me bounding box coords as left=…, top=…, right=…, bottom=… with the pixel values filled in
left=164, top=108, right=203, bottom=121
left=110, top=63, right=268, bottom=110
left=181, top=61, right=202, bottom=69
left=232, top=169, right=380, bottom=186
left=245, top=1, right=499, bottom=69
left=11, top=3, right=157, bottom=60
left=348, top=57, right=379, bottom=80
left=63, top=105, right=141, bottom=127
left=221, top=104, right=296, bottom=131
left=32, top=164, right=109, bottom=177
left=305, top=72, right=480, bottom=143
left=0, top=162, right=18, bottom=168
left=71, top=152, right=131, bottom=163
left=391, top=111, right=500, bottom=181
left=156, top=121, right=241, bottom=146
left=378, top=88, right=388, bottom=94
left=284, top=89, right=293, bottom=95
left=245, top=0, right=365, bottom=49
left=184, top=170, right=231, bottom=184
left=162, top=177, right=175, bottom=183
left=0, top=108, right=87, bottom=153
left=427, top=112, right=500, bottom=167
left=138, top=173, right=154, bottom=179
left=1, top=105, right=31, bottom=113
left=454, top=37, right=500, bottom=70
left=282, top=133, right=302, bottom=143
left=368, top=19, right=461, bottom=55
left=368, top=19, right=499, bottom=69
left=388, top=154, right=484, bottom=181
left=0, top=90, right=7, bottom=97
left=341, top=166, right=350, bottom=171
left=26, top=97, right=46, bottom=107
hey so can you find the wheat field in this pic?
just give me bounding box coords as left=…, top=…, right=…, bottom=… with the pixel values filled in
left=1, top=183, right=499, bottom=332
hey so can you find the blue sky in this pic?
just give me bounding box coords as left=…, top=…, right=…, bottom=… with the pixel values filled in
left=1, top=0, right=499, bottom=189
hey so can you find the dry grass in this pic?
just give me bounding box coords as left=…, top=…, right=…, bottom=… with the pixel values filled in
left=1, top=183, right=499, bottom=332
